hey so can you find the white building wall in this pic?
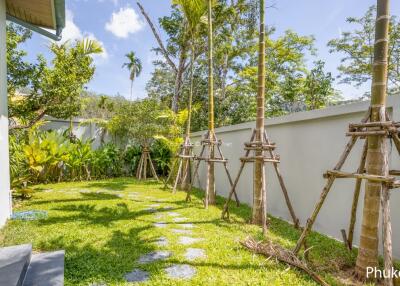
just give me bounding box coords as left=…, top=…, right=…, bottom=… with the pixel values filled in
left=0, top=0, right=11, bottom=227
left=192, top=96, right=400, bottom=259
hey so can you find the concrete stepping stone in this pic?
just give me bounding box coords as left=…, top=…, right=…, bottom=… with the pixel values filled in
left=178, top=236, right=203, bottom=245
left=89, top=282, right=107, bottom=286
left=124, top=269, right=149, bottom=282
left=184, top=248, right=206, bottom=261
left=154, top=214, right=163, bottom=220
left=144, top=208, right=156, bottom=213
left=167, top=212, right=180, bottom=217
left=155, top=199, right=165, bottom=202
left=172, top=217, right=187, bottom=222
left=179, top=223, right=194, bottom=229
left=155, top=237, right=168, bottom=247
left=163, top=206, right=173, bottom=210
left=165, top=264, right=196, bottom=279
left=149, top=204, right=160, bottom=208
left=154, top=222, right=167, bottom=228
left=171, top=229, right=192, bottom=235
left=138, top=251, right=171, bottom=264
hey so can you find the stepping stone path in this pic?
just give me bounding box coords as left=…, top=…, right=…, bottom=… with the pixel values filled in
left=184, top=248, right=206, bottom=261
left=155, top=236, right=168, bottom=247
left=171, top=229, right=192, bottom=235
left=138, top=251, right=171, bottom=264
left=165, top=264, right=196, bottom=279
left=149, top=204, right=160, bottom=207
left=154, top=222, right=167, bottom=228
left=178, top=236, right=203, bottom=245
left=179, top=223, right=194, bottom=229
left=167, top=212, right=180, bottom=217
left=125, top=269, right=150, bottom=283
left=173, top=217, right=187, bottom=222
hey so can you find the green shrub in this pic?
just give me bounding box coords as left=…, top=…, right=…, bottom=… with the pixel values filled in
left=123, top=145, right=142, bottom=175
left=151, top=139, right=173, bottom=177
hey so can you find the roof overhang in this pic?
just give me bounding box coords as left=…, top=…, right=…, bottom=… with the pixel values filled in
left=5, top=0, right=65, bottom=41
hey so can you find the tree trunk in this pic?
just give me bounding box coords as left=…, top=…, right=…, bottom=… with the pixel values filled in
left=252, top=0, right=266, bottom=229
left=206, top=0, right=216, bottom=206
left=172, top=49, right=187, bottom=113
left=181, top=42, right=195, bottom=191
left=355, top=0, right=390, bottom=280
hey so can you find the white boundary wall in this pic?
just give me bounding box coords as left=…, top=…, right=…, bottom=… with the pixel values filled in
left=191, top=96, right=400, bottom=259
left=0, top=0, right=11, bottom=227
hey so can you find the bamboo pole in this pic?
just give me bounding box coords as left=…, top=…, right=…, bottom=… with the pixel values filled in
left=263, top=131, right=299, bottom=227
left=382, top=184, right=393, bottom=286
left=294, top=134, right=361, bottom=254
left=221, top=130, right=256, bottom=219
left=347, top=139, right=368, bottom=250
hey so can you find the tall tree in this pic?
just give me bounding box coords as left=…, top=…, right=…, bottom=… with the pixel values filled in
left=172, top=0, right=207, bottom=190
left=252, top=0, right=266, bottom=227
left=206, top=0, right=217, bottom=205
left=328, top=5, right=400, bottom=96
left=122, top=51, right=142, bottom=100
left=8, top=32, right=102, bottom=130
left=355, top=0, right=390, bottom=281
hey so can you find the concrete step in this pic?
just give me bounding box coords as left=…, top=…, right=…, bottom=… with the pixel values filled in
left=23, top=250, right=65, bottom=286
left=0, top=244, right=32, bottom=286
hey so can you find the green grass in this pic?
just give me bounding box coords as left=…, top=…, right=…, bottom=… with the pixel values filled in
left=0, top=178, right=385, bottom=285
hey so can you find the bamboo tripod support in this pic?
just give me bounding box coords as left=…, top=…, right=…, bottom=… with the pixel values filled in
left=221, top=129, right=299, bottom=228
left=136, top=146, right=159, bottom=181
left=185, top=130, right=239, bottom=206
left=164, top=136, right=195, bottom=194
left=293, top=108, right=398, bottom=280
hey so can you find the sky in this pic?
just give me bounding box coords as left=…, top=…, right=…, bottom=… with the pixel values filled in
left=19, top=0, right=400, bottom=100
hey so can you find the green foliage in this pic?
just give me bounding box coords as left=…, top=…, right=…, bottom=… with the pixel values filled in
left=147, top=2, right=339, bottom=131
left=122, top=145, right=142, bottom=175
left=328, top=5, right=400, bottom=95
left=150, top=139, right=173, bottom=176
left=9, top=130, right=128, bottom=185
left=7, top=23, right=102, bottom=129
left=122, top=51, right=142, bottom=99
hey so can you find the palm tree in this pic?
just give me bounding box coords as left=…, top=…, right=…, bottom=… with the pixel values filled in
left=122, top=51, right=142, bottom=100
left=355, top=0, right=390, bottom=281
left=252, top=0, right=266, bottom=230
left=206, top=0, right=217, bottom=205
left=172, top=0, right=207, bottom=190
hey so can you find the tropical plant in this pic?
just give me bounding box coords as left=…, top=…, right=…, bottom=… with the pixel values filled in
left=123, top=145, right=142, bottom=175
left=355, top=0, right=390, bottom=281
left=8, top=37, right=103, bottom=130
left=151, top=139, right=173, bottom=177
left=122, top=51, right=142, bottom=100
left=252, top=0, right=266, bottom=228
left=328, top=5, right=400, bottom=96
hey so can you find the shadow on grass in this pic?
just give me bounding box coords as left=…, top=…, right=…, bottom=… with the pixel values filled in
left=39, top=200, right=188, bottom=227
left=29, top=192, right=120, bottom=206
left=36, top=225, right=157, bottom=284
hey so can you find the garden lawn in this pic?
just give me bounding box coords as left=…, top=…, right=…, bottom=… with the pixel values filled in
left=0, top=178, right=387, bottom=285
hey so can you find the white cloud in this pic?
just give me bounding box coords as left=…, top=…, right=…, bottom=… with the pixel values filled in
left=60, top=10, right=82, bottom=42
left=60, top=10, right=108, bottom=61
left=105, top=7, right=144, bottom=38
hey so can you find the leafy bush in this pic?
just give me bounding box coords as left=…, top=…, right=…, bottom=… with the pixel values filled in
left=151, top=139, right=173, bottom=177
left=123, top=145, right=142, bottom=175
